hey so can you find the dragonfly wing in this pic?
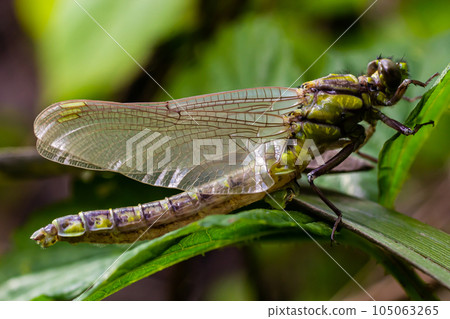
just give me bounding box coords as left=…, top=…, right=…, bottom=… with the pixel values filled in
left=35, top=87, right=300, bottom=194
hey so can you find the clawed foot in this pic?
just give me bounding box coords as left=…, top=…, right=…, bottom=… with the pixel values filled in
left=412, top=120, right=434, bottom=134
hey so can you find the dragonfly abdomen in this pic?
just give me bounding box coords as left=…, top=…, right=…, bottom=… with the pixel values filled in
left=31, top=191, right=204, bottom=246
left=31, top=170, right=297, bottom=247
left=30, top=188, right=261, bottom=246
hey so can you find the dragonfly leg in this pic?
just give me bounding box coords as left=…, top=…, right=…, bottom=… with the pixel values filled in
left=355, top=122, right=378, bottom=163
left=307, top=129, right=364, bottom=241
left=356, top=151, right=378, bottom=164
left=402, top=95, right=422, bottom=103
left=265, top=180, right=300, bottom=210
left=385, top=72, right=439, bottom=106
left=372, top=109, right=434, bottom=136
left=285, top=179, right=301, bottom=202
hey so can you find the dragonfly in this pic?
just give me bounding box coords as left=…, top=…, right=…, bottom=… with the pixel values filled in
left=31, top=57, right=438, bottom=248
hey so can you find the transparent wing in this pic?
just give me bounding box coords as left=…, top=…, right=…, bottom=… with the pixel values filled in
left=35, top=87, right=302, bottom=194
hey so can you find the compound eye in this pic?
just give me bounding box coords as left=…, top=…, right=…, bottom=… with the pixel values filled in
left=379, top=59, right=401, bottom=91
left=367, top=60, right=378, bottom=76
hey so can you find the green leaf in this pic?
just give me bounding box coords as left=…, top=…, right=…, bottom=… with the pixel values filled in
left=378, top=64, right=450, bottom=207
left=292, top=190, right=450, bottom=292
left=343, top=231, right=438, bottom=301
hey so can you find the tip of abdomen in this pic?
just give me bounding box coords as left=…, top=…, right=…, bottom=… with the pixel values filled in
left=30, top=224, right=59, bottom=248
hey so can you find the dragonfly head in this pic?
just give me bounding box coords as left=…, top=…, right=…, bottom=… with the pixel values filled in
left=30, top=223, right=59, bottom=248
left=367, top=57, right=408, bottom=96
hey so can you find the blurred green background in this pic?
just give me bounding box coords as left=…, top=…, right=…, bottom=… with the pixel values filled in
left=0, top=0, right=448, bottom=300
